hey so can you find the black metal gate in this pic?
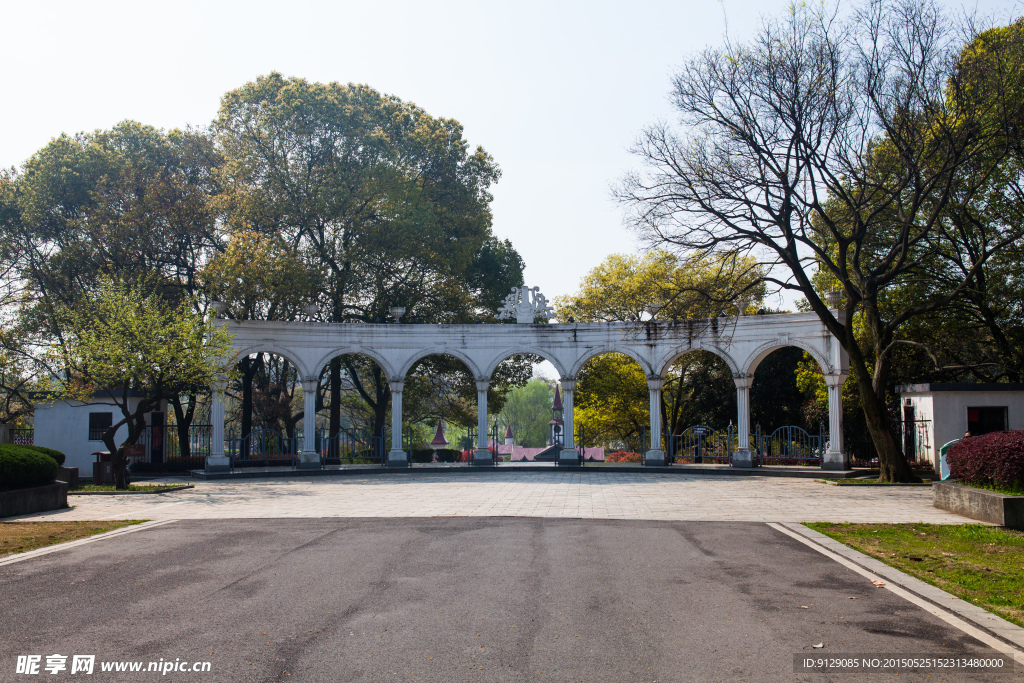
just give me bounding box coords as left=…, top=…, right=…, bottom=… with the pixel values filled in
left=667, top=426, right=733, bottom=464
left=753, top=424, right=824, bottom=465
left=226, top=428, right=297, bottom=467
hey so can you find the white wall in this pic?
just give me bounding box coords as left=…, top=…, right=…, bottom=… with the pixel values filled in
left=34, top=398, right=145, bottom=475
left=899, top=389, right=1024, bottom=473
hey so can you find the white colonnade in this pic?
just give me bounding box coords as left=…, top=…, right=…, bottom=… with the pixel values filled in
left=204, top=303, right=849, bottom=472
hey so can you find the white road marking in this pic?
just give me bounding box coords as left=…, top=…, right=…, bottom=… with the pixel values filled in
left=766, top=522, right=1024, bottom=666
left=0, top=520, right=176, bottom=567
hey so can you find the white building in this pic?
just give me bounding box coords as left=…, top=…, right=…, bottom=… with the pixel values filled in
left=33, top=393, right=168, bottom=475
left=896, top=383, right=1024, bottom=472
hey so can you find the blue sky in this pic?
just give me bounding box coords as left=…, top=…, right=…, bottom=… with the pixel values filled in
left=2, top=0, right=1017, bottom=307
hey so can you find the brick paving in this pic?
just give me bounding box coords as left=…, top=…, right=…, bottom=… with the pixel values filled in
left=13, top=472, right=974, bottom=523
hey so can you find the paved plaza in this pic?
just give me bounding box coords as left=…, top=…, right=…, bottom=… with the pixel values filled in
left=18, top=472, right=971, bottom=523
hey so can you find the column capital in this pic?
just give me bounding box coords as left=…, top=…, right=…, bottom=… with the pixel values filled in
left=560, top=378, right=577, bottom=392
left=733, top=374, right=753, bottom=390
left=212, top=378, right=227, bottom=394
left=300, top=378, right=320, bottom=393
left=475, top=379, right=490, bottom=393
left=646, top=377, right=664, bottom=391
left=823, top=373, right=848, bottom=388
left=388, top=381, right=405, bottom=393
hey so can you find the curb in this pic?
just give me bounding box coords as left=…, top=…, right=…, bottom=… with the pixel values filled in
left=0, top=520, right=175, bottom=567
left=191, top=465, right=862, bottom=480
left=768, top=522, right=1024, bottom=664
left=69, top=485, right=193, bottom=496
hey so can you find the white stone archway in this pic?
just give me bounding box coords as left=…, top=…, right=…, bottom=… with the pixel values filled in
left=205, top=309, right=849, bottom=471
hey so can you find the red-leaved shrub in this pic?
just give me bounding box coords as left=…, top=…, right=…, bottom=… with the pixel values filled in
left=606, top=451, right=642, bottom=463
left=946, top=431, right=1024, bottom=488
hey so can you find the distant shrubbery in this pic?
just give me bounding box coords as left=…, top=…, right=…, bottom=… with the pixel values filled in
left=947, top=431, right=1024, bottom=492
left=606, top=451, right=642, bottom=463
left=0, top=444, right=59, bottom=490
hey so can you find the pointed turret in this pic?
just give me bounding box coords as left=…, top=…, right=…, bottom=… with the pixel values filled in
left=549, top=385, right=564, bottom=445
left=504, top=423, right=514, bottom=446
left=429, top=420, right=448, bottom=448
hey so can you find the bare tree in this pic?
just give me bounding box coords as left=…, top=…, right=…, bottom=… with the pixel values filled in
left=618, top=0, right=1022, bottom=481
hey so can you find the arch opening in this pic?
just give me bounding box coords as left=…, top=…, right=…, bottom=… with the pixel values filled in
left=229, top=351, right=305, bottom=465
left=748, top=346, right=826, bottom=465
left=491, top=353, right=564, bottom=463
left=401, top=353, right=480, bottom=464
left=661, top=350, right=737, bottom=464
left=574, top=351, right=652, bottom=462
left=313, top=352, right=395, bottom=464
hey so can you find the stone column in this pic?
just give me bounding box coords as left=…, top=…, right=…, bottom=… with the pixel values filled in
left=206, top=378, right=230, bottom=472
left=732, top=375, right=755, bottom=468
left=387, top=381, right=408, bottom=466
left=297, top=379, right=321, bottom=469
left=558, top=378, right=578, bottom=465
left=822, top=374, right=849, bottom=470
left=644, top=378, right=666, bottom=466
left=473, top=380, right=493, bottom=465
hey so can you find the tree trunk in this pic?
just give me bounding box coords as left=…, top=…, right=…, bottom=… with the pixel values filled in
left=171, top=394, right=196, bottom=461
left=849, top=360, right=919, bottom=483
left=330, top=358, right=341, bottom=458
left=239, top=355, right=262, bottom=459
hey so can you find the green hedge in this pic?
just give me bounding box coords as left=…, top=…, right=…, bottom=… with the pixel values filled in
left=23, top=445, right=66, bottom=467
left=410, top=448, right=434, bottom=463
left=0, top=444, right=59, bottom=490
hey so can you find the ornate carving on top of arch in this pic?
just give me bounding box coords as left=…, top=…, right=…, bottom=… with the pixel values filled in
left=232, top=344, right=312, bottom=381
left=397, top=346, right=484, bottom=380
left=657, top=342, right=739, bottom=377
left=482, top=347, right=569, bottom=380
left=741, top=338, right=830, bottom=377
left=310, top=347, right=398, bottom=383
left=569, top=344, right=654, bottom=379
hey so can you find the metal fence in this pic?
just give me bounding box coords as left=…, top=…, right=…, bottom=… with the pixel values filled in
left=225, top=428, right=298, bottom=467
left=848, top=418, right=932, bottom=468
left=11, top=428, right=33, bottom=446
left=135, top=424, right=212, bottom=469
left=660, top=424, right=827, bottom=466
left=667, top=426, right=734, bottom=464
left=754, top=425, right=825, bottom=465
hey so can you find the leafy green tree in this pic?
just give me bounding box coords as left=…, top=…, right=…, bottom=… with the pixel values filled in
left=214, top=74, right=524, bottom=437
left=42, top=278, right=234, bottom=488
left=9, top=121, right=223, bottom=453
left=498, top=377, right=558, bottom=448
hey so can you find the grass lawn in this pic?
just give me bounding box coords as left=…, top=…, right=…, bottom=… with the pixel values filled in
left=0, top=520, right=145, bottom=558
left=70, top=483, right=193, bottom=494
left=807, top=522, right=1024, bottom=628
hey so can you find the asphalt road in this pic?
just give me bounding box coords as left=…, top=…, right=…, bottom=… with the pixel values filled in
left=0, top=519, right=1011, bottom=682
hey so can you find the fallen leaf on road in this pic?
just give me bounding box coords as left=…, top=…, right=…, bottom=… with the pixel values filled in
left=871, top=580, right=885, bottom=587
left=800, top=606, right=809, bottom=609
left=812, top=643, right=823, bottom=649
